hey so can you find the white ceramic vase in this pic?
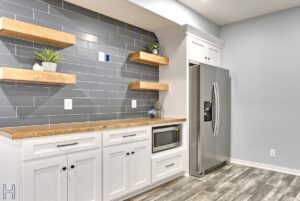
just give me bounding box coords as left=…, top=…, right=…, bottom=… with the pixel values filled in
left=42, top=62, right=57, bottom=72
left=152, top=49, right=159, bottom=55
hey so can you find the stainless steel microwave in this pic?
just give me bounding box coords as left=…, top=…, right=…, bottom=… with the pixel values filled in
left=152, top=125, right=181, bottom=153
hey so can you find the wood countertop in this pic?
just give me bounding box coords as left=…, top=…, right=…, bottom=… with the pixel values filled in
left=0, top=118, right=186, bottom=140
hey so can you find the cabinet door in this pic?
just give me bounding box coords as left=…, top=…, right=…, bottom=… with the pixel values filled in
left=207, top=45, right=221, bottom=66
left=68, top=150, right=102, bottom=201
left=129, top=141, right=151, bottom=192
left=103, top=145, right=130, bottom=201
left=189, top=39, right=207, bottom=63
left=23, top=156, right=67, bottom=201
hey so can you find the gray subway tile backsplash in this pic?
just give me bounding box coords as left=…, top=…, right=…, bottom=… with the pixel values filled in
left=0, top=0, right=158, bottom=128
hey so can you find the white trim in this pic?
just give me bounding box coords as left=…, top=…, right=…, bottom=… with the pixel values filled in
left=230, top=158, right=300, bottom=176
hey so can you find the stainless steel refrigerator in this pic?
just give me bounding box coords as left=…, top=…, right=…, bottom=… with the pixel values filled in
left=189, top=64, right=230, bottom=177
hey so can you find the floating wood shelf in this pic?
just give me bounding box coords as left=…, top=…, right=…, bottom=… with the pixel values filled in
left=0, top=67, right=76, bottom=85
left=0, top=17, right=76, bottom=48
left=128, top=51, right=169, bottom=67
left=128, top=81, right=169, bottom=91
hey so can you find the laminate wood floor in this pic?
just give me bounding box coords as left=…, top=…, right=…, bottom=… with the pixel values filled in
left=126, top=164, right=300, bottom=201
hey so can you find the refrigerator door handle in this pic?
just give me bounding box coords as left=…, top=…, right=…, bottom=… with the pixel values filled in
left=216, top=82, right=220, bottom=136
left=213, top=82, right=218, bottom=136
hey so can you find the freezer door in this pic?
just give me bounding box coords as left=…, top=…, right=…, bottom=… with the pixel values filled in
left=189, top=65, right=200, bottom=176
left=199, top=65, right=219, bottom=172
left=214, top=68, right=231, bottom=164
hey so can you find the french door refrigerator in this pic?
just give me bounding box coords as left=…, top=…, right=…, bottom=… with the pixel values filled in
left=189, top=64, right=230, bottom=177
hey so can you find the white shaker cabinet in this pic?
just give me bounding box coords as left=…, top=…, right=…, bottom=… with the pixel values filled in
left=23, top=149, right=101, bottom=201
left=103, top=141, right=151, bottom=201
left=23, top=156, right=68, bottom=201
left=189, top=37, right=221, bottom=66
left=68, top=150, right=102, bottom=201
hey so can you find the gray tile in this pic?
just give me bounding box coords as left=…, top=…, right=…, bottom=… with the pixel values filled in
left=37, top=0, right=62, bottom=7
left=89, top=90, right=118, bottom=98
left=34, top=97, right=65, bottom=107
left=0, top=85, right=49, bottom=97
left=0, top=54, right=36, bottom=68
left=0, top=10, right=15, bottom=18
left=0, top=42, right=15, bottom=55
left=50, top=88, right=88, bottom=98
left=0, top=116, right=49, bottom=128
left=6, top=0, right=48, bottom=12
left=89, top=113, right=118, bottom=121
left=0, top=96, right=33, bottom=106
left=16, top=15, right=62, bottom=31
left=127, top=105, right=149, bottom=113
left=59, top=63, right=88, bottom=74
left=98, top=83, right=127, bottom=92
left=142, top=35, right=157, bottom=43
left=50, top=114, right=88, bottom=124
left=16, top=45, right=39, bottom=58
left=109, top=99, right=131, bottom=106
left=0, top=1, right=33, bottom=18
left=17, top=106, right=63, bottom=116
left=63, top=1, right=98, bottom=19
left=119, top=28, right=141, bottom=40
left=64, top=106, right=98, bottom=115
left=0, top=36, right=34, bottom=47
left=134, top=40, right=147, bottom=48
left=98, top=13, right=126, bottom=28
left=109, top=33, right=134, bottom=45
left=100, top=105, right=126, bottom=113
left=118, top=112, right=141, bottom=119
left=77, top=47, right=98, bottom=59
left=118, top=70, right=141, bottom=79
left=142, top=74, right=159, bottom=81
left=76, top=39, right=88, bottom=48
left=87, top=66, right=117, bottom=77
left=75, top=98, right=109, bottom=106
left=0, top=106, right=16, bottom=117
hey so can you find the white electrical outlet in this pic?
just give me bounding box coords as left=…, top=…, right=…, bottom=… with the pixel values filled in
left=131, top=99, right=137, bottom=108
left=64, top=99, right=73, bottom=110
left=98, top=52, right=105, bottom=62
left=270, top=149, right=276, bottom=158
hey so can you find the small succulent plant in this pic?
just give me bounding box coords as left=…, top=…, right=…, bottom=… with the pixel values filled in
left=35, top=48, right=61, bottom=63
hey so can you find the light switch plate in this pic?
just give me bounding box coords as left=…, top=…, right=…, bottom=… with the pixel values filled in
left=64, top=99, right=73, bottom=110
left=98, top=52, right=105, bottom=62
left=131, top=99, right=137, bottom=108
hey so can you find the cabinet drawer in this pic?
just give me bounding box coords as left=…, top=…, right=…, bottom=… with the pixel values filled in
left=152, top=149, right=185, bottom=183
left=22, top=132, right=102, bottom=161
left=102, top=127, right=150, bottom=147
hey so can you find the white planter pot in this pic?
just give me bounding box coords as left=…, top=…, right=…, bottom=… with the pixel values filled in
left=152, top=49, right=159, bottom=55
left=42, top=62, right=57, bottom=72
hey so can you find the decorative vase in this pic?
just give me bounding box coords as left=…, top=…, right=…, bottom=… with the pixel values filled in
left=42, top=62, right=57, bottom=72
left=152, top=49, right=159, bottom=55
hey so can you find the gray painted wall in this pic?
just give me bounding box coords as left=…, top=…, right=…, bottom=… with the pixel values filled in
left=220, top=6, right=300, bottom=169
left=0, top=0, right=159, bottom=127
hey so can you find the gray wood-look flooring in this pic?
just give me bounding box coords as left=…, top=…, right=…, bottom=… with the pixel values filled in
left=126, top=164, right=300, bottom=201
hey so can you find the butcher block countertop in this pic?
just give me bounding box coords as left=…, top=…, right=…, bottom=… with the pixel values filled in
left=0, top=118, right=186, bottom=140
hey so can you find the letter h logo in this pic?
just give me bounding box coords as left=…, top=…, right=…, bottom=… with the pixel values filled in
left=3, top=184, right=15, bottom=200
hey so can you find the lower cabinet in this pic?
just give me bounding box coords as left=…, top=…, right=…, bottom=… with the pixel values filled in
left=152, top=148, right=185, bottom=184
left=23, top=149, right=101, bottom=201
left=103, top=140, right=151, bottom=201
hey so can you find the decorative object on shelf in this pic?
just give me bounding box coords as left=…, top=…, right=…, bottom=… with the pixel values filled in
left=146, top=41, right=160, bottom=55
left=148, top=109, right=157, bottom=118
left=32, top=63, right=44, bottom=71
left=154, top=100, right=162, bottom=118
left=35, top=48, right=61, bottom=72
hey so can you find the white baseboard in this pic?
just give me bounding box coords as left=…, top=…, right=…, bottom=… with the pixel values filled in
left=230, top=158, right=300, bottom=176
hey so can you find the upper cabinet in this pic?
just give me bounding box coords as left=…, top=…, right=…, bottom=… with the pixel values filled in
left=189, top=37, right=221, bottom=67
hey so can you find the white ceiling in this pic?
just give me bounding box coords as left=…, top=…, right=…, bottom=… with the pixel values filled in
left=65, top=0, right=177, bottom=32
left=178, top=0, right=300, bottom=25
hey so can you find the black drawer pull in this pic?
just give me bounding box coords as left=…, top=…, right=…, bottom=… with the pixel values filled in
left=165, top=163, right=175, bottom=168
left=123, top=134, right=137, bottom=138
left=57, top=142, right=78, bottom=148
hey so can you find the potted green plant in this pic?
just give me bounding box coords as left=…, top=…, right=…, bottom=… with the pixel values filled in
left=146, top=41, right=160, bottom=55
left=35, top=48, right=61, bottom=72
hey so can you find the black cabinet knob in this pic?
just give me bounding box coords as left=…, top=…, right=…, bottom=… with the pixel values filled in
left=70, top=165, right=75, bottom=169
left=62, top=167, right=67, bottom=171
left=205, top=57, right=207, bottom=59
left=126, top=152, right=130, bottom=156
left=208, top=58, right=211, bottom=60
left=131, top=151, right=135, bottom=155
